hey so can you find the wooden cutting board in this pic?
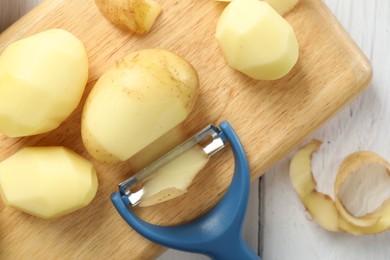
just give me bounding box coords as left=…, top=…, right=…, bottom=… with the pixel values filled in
left=0, top=0, right=372, bottom=259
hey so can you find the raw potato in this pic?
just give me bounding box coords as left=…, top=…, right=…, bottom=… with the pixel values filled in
left=216, top=0, right=299, bottom=80
left=215, top=0, right=300, bottom=16
left=94, top=0, right=162, bottom=34
left=0, top=147, right=98, bottom=219
left=139, top=145, right=209, bottom=207
left=290, top=140, right=390, bottom=234
left=82, top=49, right=199, bottom=163
left=0, top=29, right=88, bottom=137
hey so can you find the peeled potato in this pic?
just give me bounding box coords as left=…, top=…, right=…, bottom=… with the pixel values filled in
left=81, top=49, right=199, bottom=163
left=0, top=147, right=98, bottom=219
left=216, top=0, right=299, bottom=80
left=0, top=29, right=88, bottom=137
left=139, top=145, right=209, bottom=207
left=94, top=0, right=162, bottom=34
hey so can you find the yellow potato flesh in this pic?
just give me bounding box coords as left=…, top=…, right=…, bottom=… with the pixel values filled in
left=0, top=147, right=98, bottom=219
left=139, top=145, right=209, bottom=207
left=216, top=0, right=299, bottom=80
left=83, top=84, right=187, bottom=162
left=82, top=49, right=199, bottom=163
left=290, top=140, right=390, bottom=234
left=0, top=29, right=88, bottom=137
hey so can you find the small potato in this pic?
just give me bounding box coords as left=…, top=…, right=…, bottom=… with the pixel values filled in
left=0, top=147, right=98, bottom=219
left=94, top=0, right=162, bottom=34
left=216, top=0, right=299, bottom=80
left=81, top=49, right=199, bottom=163
left=0, top=29, right=88, bottom=137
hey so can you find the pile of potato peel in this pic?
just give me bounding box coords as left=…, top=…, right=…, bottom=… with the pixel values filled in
left=290, top=140, right=390, bottom=235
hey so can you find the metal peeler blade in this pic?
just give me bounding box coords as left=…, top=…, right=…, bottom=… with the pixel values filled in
left=118, top=124, right=227, bottom=206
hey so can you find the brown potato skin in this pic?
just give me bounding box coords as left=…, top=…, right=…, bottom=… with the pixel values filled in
left=94, top=0, right=159, bottom=34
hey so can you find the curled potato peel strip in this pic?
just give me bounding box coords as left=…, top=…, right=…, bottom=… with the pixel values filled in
left=290, top=140, right=390, bottom=235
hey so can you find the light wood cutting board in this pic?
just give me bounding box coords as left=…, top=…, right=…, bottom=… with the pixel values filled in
left=0, top=0, right=372, bottom=259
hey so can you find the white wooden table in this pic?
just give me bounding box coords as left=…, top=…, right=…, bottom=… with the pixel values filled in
left=1, top=1, right=389, bottom=259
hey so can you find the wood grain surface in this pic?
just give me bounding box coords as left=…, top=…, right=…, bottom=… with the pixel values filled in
left=0, top=0, right=371, bottom=259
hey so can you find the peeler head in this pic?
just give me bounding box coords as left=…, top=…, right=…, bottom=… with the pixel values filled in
left=110, top=121, right=258, bottom=259
left=118, top=124, right=228, bottom=206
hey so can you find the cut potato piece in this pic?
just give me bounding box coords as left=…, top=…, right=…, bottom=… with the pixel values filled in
left=0, top=147, right=98, bottom=219
left=139, top=145, right=209, bottom=207
left=290, top=140, right=390, bottom=234
left=216, top=0, right=299, bottom=80
left=81, top=49, right=199, bottom=163
left=0, top=29, right=88, bottom=137
left=94, top=0, right=162, bottom=34
left=215, top=0, right=300, bottom=16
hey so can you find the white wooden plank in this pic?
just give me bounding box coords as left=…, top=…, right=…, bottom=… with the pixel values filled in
left=262, top=0, right=390, bottom=259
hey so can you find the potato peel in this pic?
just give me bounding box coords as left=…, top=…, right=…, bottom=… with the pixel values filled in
left=139, top=145, right=209, bottom=207
left=290, top=140, right=390, bottom=234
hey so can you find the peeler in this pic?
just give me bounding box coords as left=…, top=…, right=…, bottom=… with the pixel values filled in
left=111, top=121, right=260, bottom=260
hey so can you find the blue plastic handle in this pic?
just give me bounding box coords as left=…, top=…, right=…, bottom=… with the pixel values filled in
left=111, top=121, right=260, bottom=260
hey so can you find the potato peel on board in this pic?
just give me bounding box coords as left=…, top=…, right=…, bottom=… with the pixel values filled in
left=139, top=145, right=209, bottom=207
left=290, top=140, right=390, bottom=235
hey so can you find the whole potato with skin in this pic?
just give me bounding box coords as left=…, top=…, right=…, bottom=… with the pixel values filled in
left=81, top=49, right=199, bottom=163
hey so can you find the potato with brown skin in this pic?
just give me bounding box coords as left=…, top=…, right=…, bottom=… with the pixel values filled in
left=81, top=49, right=199, bottom=163
left=94, top=0, right=162, bottom=34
